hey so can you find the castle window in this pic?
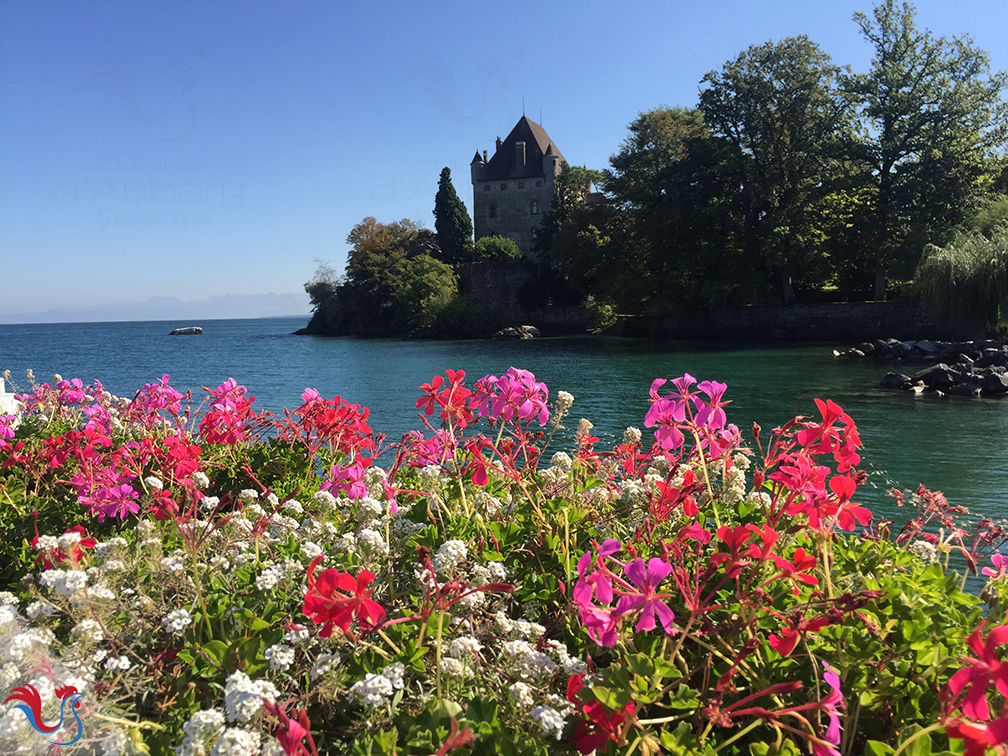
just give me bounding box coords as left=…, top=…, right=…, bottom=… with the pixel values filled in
left=500, top=183, right=508, bottom=190
left=484, top=184, right=491, bottom=192
left=518, top=182, right=525, bottom=188
left=488, top=203, right=498, bottom=219
left=535, top=180, right=543, bottom=187
left=529, top=200, right=539, bottom=215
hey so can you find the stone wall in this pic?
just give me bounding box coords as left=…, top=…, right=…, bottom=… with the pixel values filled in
left=459, top=261, right=590, bottom=333
left=620, top=302, right=970, bottom=342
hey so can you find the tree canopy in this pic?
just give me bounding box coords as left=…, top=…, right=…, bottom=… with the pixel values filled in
left=433, top=167, right=473, bottom=265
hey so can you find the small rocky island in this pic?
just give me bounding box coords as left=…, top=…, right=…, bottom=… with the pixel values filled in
left=169, top=326, right=203, bottom=335
left=838, top=338, right=1008, bottom=397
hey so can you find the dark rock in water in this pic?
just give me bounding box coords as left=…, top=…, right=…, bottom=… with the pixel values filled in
left=850, top=348, right=866, bottom=358
left=983, top=372, right=1008, bottom=395
left=948, top=383, right=982, bottom=398
left=916, top=340, right=938, bottom=354
left=857, top=341, right=876, bottom=355
left=873, top=339, right=892, bottom=356
left=169, top=326, right=203, bottom=335
left=890, top=341, right=910, bottom=358
left=493, top=325, right=539, bottom=340
left=911, top=363, right=961, bottom=389
left=880, top=372, right=912, bottom=390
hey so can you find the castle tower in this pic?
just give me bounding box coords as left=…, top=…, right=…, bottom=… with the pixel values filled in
left=471, top=116, right=565, bottom=258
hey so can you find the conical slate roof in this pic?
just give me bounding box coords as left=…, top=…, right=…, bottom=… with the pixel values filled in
left=479, top=116, right=564, bottom=181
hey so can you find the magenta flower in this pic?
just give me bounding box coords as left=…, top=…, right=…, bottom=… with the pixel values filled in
left=470, top=367, right=550, bottom=427
left=983, top=553, right=1008, bottom=579
left=614, top=557, right=676, bottom=634
left=323, top=460, right=368, bottom=500
left=99, top=483, right=140, bottom=521
left=573, top=539, right=623, bottom=646
left=814, top=662, right=845, bottom=756
left=0, top=413, right=16, bottom=441
left=696, top=380, right=729, bottom=430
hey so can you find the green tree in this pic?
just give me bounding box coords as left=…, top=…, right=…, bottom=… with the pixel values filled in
left=433, top=167, right=473, bottom=265
left=915, top=226, right=1008, bottom=332
left=700, top=36, right=855, bottom=304
left=844, top=0, right=1008, bottom=300
left=336, top=217, right=424, bottom=335
left=537, top=163, right=605, bottom=255
left=393, top=254, right=458, bottom=332
left=473, top=235, right=523, bottom=261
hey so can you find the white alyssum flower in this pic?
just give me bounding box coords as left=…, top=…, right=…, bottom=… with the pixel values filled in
left=0, top=606, right=17, bottom=627
left=909, top=540, right=939, bottom=565
left=144, top=475, right=163, bottom=490
left=357, top=528, right=389, bottom=556
left=239, top=489, right=259, bottom=504
left=334, top=532, right=357, bottom=554
left=210, top=727, right=260, bottom=756
left=313, top=489, right=336, bottom=509
left=509, top=681, right=535, bottom=708
left=280, top=499, right=303, bottom=515
left=101, top=727, right=129, bottom=756
left=192, top=471, right=210, bottom=489
left=58, top=531, right=83, bottom=550
left=284, top=624, right=309, bottom=644
left=94, top=537, right=128, bottom=560
left=310, top=653, right=340, bottom=680
left=0, top=592, right=17, bottom=606
left=72, top=618, right=104, bottom=642
left=224, top=671, right=278, bottom=723
left=264, top=643, right=295, bottom=671
left=199, top=495, right=220, bottom=513
left=447, top=636, right=481, bottom=658
left=300, top=541, right=323, bottom=560
left=26, top=599, right=55, bottom=619
left=555, top=390, right=574, bottom=415
left=182, top=708, right=226, bottom=741
left=163, top=608, right=193, bottom=635
left=623, top=426, right=643, bottom=446
left=161, top=554, right=186, bottom=573
left=104, top=655, right=131, bottom=671
left=439, top=657, right=471, bottom=678
left=36, top=535, right=60, bottom=552
left=530, top=705, right=566, bottom=740
left=210, top=555, right=230, bottom=571
left=550, top=451, right=573, bottom=470
left=433, top=539, right=468, bottom=575
left=348, top=673, right=394, bottom=707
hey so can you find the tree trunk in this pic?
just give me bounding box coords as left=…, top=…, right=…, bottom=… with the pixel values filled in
left=873, top=263, right=886, bottom=302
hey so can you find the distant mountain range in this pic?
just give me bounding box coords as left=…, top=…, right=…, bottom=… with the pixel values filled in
left=0, top=292, right=312, bottom=324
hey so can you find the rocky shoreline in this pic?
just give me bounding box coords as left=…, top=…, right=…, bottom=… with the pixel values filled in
left=837, top=338, right=1008, bottom=397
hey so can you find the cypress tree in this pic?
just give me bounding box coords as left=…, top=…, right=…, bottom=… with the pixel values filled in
left=433, top=167, right=473, bottom=265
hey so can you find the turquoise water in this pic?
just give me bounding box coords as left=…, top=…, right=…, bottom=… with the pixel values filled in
left=2, top=316, right=1007, bottom=525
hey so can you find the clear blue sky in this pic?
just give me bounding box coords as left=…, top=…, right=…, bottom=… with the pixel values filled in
left=2, top=1, right=1006, bottom=321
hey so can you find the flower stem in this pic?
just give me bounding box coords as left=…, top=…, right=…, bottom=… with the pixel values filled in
left=435, top=611, right=445, bottom=700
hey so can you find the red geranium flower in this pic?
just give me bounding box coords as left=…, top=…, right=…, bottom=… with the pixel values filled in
left=302, top=556, right=385, bottom=637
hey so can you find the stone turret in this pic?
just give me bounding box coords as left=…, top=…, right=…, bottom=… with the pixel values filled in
left=470, top=116, right=566, bottom=258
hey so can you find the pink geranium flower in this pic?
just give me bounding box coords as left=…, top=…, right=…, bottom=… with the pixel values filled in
left=614, top=557, right=676, bottom=634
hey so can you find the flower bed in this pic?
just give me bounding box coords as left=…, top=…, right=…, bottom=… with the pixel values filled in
left=1, top=368, right=1007, bottom=755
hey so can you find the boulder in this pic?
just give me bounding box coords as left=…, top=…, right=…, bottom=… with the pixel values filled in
left=983, top=372, right=1008, bottom=395
left=890, top=341, right=910, bottom=358
left=873, top=339, right=892, bottom=357
left=879, top=372, right=912, bottom=390
left=948, top=384, right=982, bottom=398
left=915, top=340, right=938, bottom=355
left=850, top=349, right=866, bottom=358
left=911, top=363, right=962, bottom=389
left=518, top=325, right=540, bottom=338
left=857, top=341, right=876, bottom=356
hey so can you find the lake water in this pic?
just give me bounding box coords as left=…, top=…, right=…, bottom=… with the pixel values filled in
left=2, top=316, right=1007, bottom=527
